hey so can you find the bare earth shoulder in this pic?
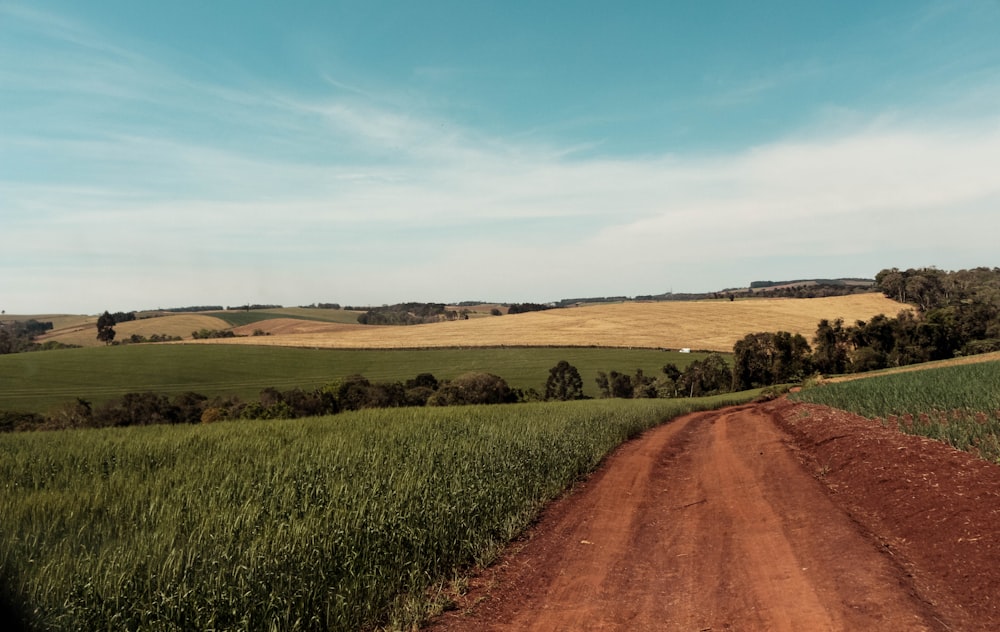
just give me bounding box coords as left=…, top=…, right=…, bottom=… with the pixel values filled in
left=190, top=295, right=908, bottom=351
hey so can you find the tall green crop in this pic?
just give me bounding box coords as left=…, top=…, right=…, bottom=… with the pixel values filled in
left=0, top=393, right=752, bottom=631
left=792, top=361, right=1000, bottom=462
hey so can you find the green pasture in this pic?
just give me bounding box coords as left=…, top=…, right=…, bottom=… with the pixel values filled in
left=0, top=393, right=756, bottom=631
left=0, top=345, right=718, bottom=413
left=792, top=360, right=1000, bottom=462
left=207, top=307, right=365, bottom=327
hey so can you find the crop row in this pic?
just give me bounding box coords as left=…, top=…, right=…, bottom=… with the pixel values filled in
left=791, top=361, right=1000, bottom=461
left=0, top=394, right=753, bottom=630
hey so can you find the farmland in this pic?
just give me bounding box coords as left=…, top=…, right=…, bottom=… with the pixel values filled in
left=0, top=345, right=710, bottom=413
left=189, top=294, right=909, bottom=352
left=34, top=314, right=232, bottom=348
left=0, top=394, right=756, bottom=631
left=792, top=360, right=1000, bottom=461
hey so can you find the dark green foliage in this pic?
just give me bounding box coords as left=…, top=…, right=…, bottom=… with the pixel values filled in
left=173, top=392, right=208, bottom=424
left=304, top=303, right=341, bottom=309
left=544, top=361, right=585, bottom=401
left=160, top=305, right=225, bottom=313
left=428, top=372, right=517, bottom=406
left=812, top=318, right=849, bottom=375
left=96, top=392, right=181, bottom=427
left=357, top=303, right=457, bottom=325
left=109, top=311, right=137, bottom=324
left=125, top=333, right=183, bottom=344
left=732, top=331, right=812, bottom=390
left=406, top=373, right=439, bottom=390
left=0, top=320, right=54, bottom=355
left=191, top=329, right=236, bottom=339
left=631, top=368, right=658, bottom=398
left=506, top=303, right=556, bottom=314
left=336, top=375, right=376, bottom=411
left=677, top=353, right=732, bottom=397
left=658, top=363, right=683, bottom=398
left=595, top=370, right=634, bottom=398
left=96, top=311, right=116, bottom=345
left=0, top=411, right=46, bottom=433
left=964, top=339, right=1000, bottom=355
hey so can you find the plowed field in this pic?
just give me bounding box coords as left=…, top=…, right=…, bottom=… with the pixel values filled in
left=428, top=399, right=1000, bottom=631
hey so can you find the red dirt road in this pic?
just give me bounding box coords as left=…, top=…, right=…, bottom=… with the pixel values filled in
left=429, top=400, right=1000, bottom=631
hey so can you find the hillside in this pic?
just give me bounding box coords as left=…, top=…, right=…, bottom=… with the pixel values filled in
left=36, top=314, right=232, bottom=347
left=187, top=294, right=909, bottom=352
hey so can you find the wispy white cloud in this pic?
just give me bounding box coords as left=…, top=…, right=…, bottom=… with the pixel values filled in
left=2, top=2, right=1000, bottom=312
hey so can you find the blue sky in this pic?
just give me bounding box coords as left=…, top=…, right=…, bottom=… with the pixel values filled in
left=2, top=1, right=1000, bottom=313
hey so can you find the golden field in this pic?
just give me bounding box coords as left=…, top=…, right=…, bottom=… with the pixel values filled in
left=38, top=314, right=231, bottom=347
left=190, top=294, right=911, bottom=352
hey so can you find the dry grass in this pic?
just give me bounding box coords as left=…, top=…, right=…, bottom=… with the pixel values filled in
left=190, top=295, right=909, bottom=352
left=39, top=314, right=231, bottom=347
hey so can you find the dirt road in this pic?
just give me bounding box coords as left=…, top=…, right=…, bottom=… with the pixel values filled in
left=428, top=403, right=953, bottom=631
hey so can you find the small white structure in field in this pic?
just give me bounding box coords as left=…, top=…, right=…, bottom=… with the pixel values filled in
left=679, top=348, right=691, bottom=353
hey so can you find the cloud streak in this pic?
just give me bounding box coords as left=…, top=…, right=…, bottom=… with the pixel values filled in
left=2, top=3, right=999, bottom=312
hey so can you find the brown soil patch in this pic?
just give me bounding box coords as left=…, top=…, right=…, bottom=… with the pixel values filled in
left=189, top=295, right=908, bottom=351
left=427, top=400, right=1000, bottom=631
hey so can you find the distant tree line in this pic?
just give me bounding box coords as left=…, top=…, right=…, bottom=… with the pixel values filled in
left=226, top=304, right=283, bottom=311
left=357, top=303, right=469, bottom=325
left=301, top=303, right=341, bottom=310
left=720, top=267, right=1000, bottom=390
left=554, top=297, right=628, bottom=307
left=1, top=370, right=532, bottom=432
left=506, top=303, right=556, bottom=314
left=741, top=283, right=876, bottom=299
left=161, top=306, right=225, bottom=313
left=122, top=333, right=183, bottom=344
left=0, top=320, right=78, bottom=355
left=595, top=354, right=735, bottom=400
left=108, top=311, right=137, bottom=324
left=749, top=278, right=873, bottom=289
left=191, top=329, right=237, bottom=339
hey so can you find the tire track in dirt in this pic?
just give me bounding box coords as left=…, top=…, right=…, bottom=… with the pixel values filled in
left=428, top=404, right=944, bottom=631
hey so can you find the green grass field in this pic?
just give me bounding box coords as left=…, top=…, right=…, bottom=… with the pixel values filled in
left=792, top=360, right=1000, bottom=462
left=208, top=308, right=365, bottom=327
left=0, top=345, right=718, bottom=413
left=0, top=394, right=755, bottom=631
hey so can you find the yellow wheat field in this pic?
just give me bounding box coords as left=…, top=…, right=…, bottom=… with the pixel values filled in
left=191, top=295, right=911, bottom=352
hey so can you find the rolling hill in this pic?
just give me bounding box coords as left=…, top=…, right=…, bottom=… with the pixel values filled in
left=186, top=294, right=910, bottom=352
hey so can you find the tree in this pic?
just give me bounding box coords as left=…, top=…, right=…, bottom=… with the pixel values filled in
left=428, top=372, right=516, bottom=406
left=96, top=311, right=116, bottom=345
left=632, top=368, right=658, bottom=398
left=595, top=370, right=634, bottom=398
left=677, top=354, right=732, bottom=397
left=812, top=318, right=848, bottom=375
left=732, top=333, right=776, bottom=390
left=657, top=363, right=683, bottom=398
left=545, top=361, right=584, bottom=401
